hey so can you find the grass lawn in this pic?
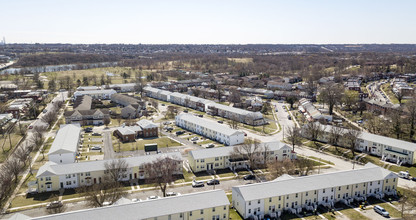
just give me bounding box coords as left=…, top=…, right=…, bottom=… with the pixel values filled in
left=375, top=203, right=401, bottom=218
left=112, top=136, right=181, bottom=152
left=0, top=133, right=24, bottom=163
left=340, top=208, right=370, bottom=220
left=236, top=169, right=250, bottom=177
left=226, top=194, right=243, bottom=220
left=387, top=164, right=416, bottom=177
left=215, top=169, right=235, bottom=178
left=321, top=212, right=337, bottom=220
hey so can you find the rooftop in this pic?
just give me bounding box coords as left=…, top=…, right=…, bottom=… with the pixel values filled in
left=48, top=124, right=81, bottom=155
left=176, top=113, right=244, bottom=136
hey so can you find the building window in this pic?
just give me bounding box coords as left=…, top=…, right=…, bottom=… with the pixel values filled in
left=224, top=206, right=226, bottom=210
left=201, top=210, right=204, bottom=214
left=323, top=189, right=325, bottom=193
left=248, top=209, right=251, bottom=214
left=295, top=193, right=298, bottom=198
left=46, top=177, right=51, bottom=181
left=223, top=214, right=226, bottom=219
left=248, top=201, right=251, bottom=205
left=269, top=198, right=272, bottom=202
left=278, top=196, right=281, bottom=201
left=258, top=200, right=260, bottom=204
left=306, top=192, right=308, bottom=196
left=190, top=211, right=192, bottom=216
left=338, top=186, right=341, bottom=190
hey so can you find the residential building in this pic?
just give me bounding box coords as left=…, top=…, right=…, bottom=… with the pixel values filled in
left=175, top=113, right=244, bottom=146
left=207, top=103, right=265, bottom=126
left=304, top=123, right=416, bottom=165
left=188, top=141, right=295, bottom=172
left=111, top=94, right=145, bottom=118
left=105, top=83, right=136, bottom=92
left=35, top=152, right=182, bottom=193
left=298, top=98, right=332, bottom=122
left=232, top=163, right=398, bottom=219
left=76, top=86, right=100, bottom=91
left=7, top=98, right=33, bottom=118
left=48, top=124, right=81, bottom=164
left=73, top=89, right=117, bottom=100
left=363, top=98, right=400, bottom=115
left=64, top=109, right=110, bottom=126
left=267, top=81, right=293, bottom=90
left=113, top=119, right=158, bottom=142
left=31, top=190, right=229, bottom=220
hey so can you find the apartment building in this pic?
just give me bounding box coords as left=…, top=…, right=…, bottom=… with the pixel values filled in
left=64, top=109, right=110, bottom=126
left=188, top=141, right=295, bottom=173
left=175, top=113, right=244, bottom=146
left=73, top=89, right=117, bottom=100
left=31, top=190, right=229, bottom=220
left=113, top=119, right=158, bottom=142
left=48, top=124, right=81, bottom=164
left=144, top=86, right=265, bottom=126
left=232, top=163, right=398, bottom=219
left=35, top=152, right=182, bottom=193
left=307, top=123, right=416, bottom=165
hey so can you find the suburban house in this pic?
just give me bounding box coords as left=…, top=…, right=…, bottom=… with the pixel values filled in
left=76, top=86, right=100, bottom=91
left=175, top=113, right=244, bottom=146
left=34, top=152, right=182, bottom=193
left=111, top=93, right=145, bottom=119
left=298, top=98, right=332, bottom=122
left=363, top=98, right=400, bottom=115
left=267, top=81, right=293, bottom=90
left=64, top=109, right=110, bottom=126
left=73, top=89, right=117, bottom=100
left=7, top=98, right=33, bottom=118
left=232, top=163, right=398, bottom=219
left=303, top=123, right=416, bottom=165
left=31, top=190, right=229, bottom=220
left=48, top=124, right=81, bottom=164
left=188, top=141, right=295, bottom=173
left=113, top=119, right=158, bottom=142
left=105, top=83, right=136, bottom=92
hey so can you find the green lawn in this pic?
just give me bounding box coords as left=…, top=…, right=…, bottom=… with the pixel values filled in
left=340, top=208, right=370, bottom=220
left=112, top=136, right=181, bottom=152
left=387, top=164, right=416, bottom=177
left=308, top=156, right=335, bottom=165
left=215, top=169, right=236, bottom=178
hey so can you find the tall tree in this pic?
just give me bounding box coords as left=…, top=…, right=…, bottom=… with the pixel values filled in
left=405, top=97, right=416, bottom=138
left=344, top=129, right=361, bottom=158
left=145, top=157, right=181, bottom=197
left=318, top=83, right=342, bottom=115
left=231, top=138, right=261, bottom=169
left=286, top=126, right=302, bottom=151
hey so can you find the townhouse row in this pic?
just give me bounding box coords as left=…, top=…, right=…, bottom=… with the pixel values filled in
left=29, top=190, right=230, bottom=220
left=34, top=152, right=182, bottom=193
left=144, top=86, right=265, bottom=126
left=232, top=163, right=398, bottom=219
left=303, top=123, right=416, bottom=165
left=188, top=141, right=296, bottom=172
left=175, top=113, right=245, bottom=146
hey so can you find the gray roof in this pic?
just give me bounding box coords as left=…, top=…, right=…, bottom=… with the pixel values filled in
left=74, top=89, right=116, bottom=96
left=31, top=190, right=229, bottom=220
left=176, top=113, right=244, bottom=136
left=208, top=103, right=263, bottom=119
left=136, top=119, right=157, bottom=129
left=37, top=152, right=182, bottom=178
left=116, top=126, right=142, bottom=135
left=189, top=141, right=291, bottom=160
left=232, top=163, right=396, bottom=201
left=74, top=95, right=92, bottom=111
left=48, top=124, right=81, bottom=155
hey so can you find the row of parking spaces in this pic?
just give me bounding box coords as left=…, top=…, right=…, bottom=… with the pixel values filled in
left=78, top=128, right=104, bottom=161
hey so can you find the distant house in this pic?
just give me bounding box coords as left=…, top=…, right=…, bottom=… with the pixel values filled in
left=76, top=86, right=100, bottom=91
left=136, top=119, right=158, bottom=138
left=64, top=109, right=110, bottom=126
left=73, top=95, right=92, bottom=111
left=105, top=83, right=136, bottom=93
left=111, top=94, right=145, bottom=119
left=363, top=98, right=400, bottom=115
left=267, top=81, right=293, bottom=90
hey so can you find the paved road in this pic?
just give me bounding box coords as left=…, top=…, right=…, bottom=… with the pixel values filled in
left=103, top=131, right=115, bottom=159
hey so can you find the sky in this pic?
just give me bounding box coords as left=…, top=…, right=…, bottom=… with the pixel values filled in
left=1, top=0, right=416, bottom=44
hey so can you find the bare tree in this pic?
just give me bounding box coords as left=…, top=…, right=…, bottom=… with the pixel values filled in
left=328, top=125, right=343, bottom=150
left=103, top=117, right=111, bottom=128
left=228, top=114, right=239, bottom=129
left=232, top=138, right=261, bottom=170
left=104, top=159, right=129, bottom=182
left=145, top=157, right=181, bottom=197
left=389, top=111, right=403, bottom=139
left=32, top=126, right=46, bottom=147
left=318, top=83, right=342, bottom=115
left=405, top=97, right=416, bottom=138
left=286, top=126, right=302, bottom=151
left=4, top=159, right=22, bottom=183
left=395, top=90, right=404, bottom=105
left=0, top=168, right=13, bottom=200
left=304, top=122, right=323, bottom=143
left=295, top=157, right=315, bottom=176
left=344, top=129, right=361, bottom=158
left=46, top=195, right=67, bottom=214
left=228, top=88, right=241, bottom=104
left=78, top=180, right=127, bottom=207
left=150, top=99, right=159, bottom=110
left=397, top=186, right=416, bottom=219
left=267, top=159, right=297, bottom=180
left=14, top=146, right=30, bottom=167
left=42, top=111, right=58, bottom=127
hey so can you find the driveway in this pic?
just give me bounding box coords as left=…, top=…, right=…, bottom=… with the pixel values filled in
left=103, top=131, right=115, bottom=159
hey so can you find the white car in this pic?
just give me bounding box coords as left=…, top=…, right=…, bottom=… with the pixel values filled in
left=192, top=180, right=204, bottom=187
left=374, top=205, right=389, bottom=217
left=147, top=196, right=160, bottom=200
left=166, top=192, right=181, bottom=197
left=131, top=198, right=142, bottom=202
left=191, top=137, right=199, bottom=141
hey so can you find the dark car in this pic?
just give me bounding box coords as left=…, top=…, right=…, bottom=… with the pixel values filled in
left=412, top=177, right=416, bottom=182
left=243, top=174, right=256, bottom=180
left=46, top=201, right=63, bottom=209
left=217, top=120, right=223, bottom=124
left=176, top=130, right=185, bottom=135
left=198, top=114, right=203, bottom=118
left=207, top=179, right=220, bottom=185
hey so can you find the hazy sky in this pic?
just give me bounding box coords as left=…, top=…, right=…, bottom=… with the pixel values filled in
left=2, top=0, right=415, bottom=44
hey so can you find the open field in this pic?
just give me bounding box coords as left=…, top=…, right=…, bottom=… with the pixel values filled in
left=112, top=136, right=181, bottom=152
left=0, top=133, right=24, bottom=163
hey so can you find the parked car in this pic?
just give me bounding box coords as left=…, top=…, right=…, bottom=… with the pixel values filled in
left=412, top=177, right=416, bottom=182
left=398, top=171, right=410, bottom=179
left=374, top=205, right=389, bottom=217
left=91, top=146, right=102, bottom=151
left=28, top=125, right=33, bottom=129
left=46, top=201, right=63, bottom=209
left=176, top=130, right=185, bottom=135
left=166, top=192, right=181, bottom=197
left=207, top=179, right=220, bottom=185
left=84, top=127, right=93, bottom=132
left=192, top=180, right=205, bottom=187
left=161, top=104, right=165, bottom=106
left=206, top=144, right=215, bottom=148
left=287, top=115, right=291, bottom=120
left=243, top=174, right=256, bottom=180
left=163, top=121, right=171, bottom=125
left=191, top=137, right=199, bottom=141
left=183, top=110, right=188, bottom=113
left=217, top=120, right=223, bottom=124
left=147, top=196, right=160, bottom=200
left=92, top=133, right=101, bottom=136
left=198, top=114, right=203, bottom=118
left=131, top=198, right=142, bottom=202
left=42, top=109, right=48, bottom=113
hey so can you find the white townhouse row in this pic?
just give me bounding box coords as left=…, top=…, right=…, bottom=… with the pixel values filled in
left=34, top=152, right=182, bottom=193
left=232, top=163, right=398, bottom=219
left=188, top=141, right=296, bottom=173
left=304, top=123, right=416, bottom=165
left=48, top=124, right=81, bottom=164
left=73, top=89, right=117, bottom=100
left=175, top=113, right=244, bottom=146
left=30, top=190, right=230, bottom=220
left=144, top=86, right=265, bottom=126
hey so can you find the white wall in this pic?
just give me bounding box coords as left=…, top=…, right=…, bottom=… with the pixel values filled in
left=49, top=153, right=75, bottom=164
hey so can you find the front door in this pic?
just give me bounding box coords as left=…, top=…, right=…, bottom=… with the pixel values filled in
left=60, top=182, right=63, bottom=188
left=134, top=173, right=137, bottom=179
left=129, top=174, right=132, bottom=179
left=94, top=178, right=96, bottom=184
